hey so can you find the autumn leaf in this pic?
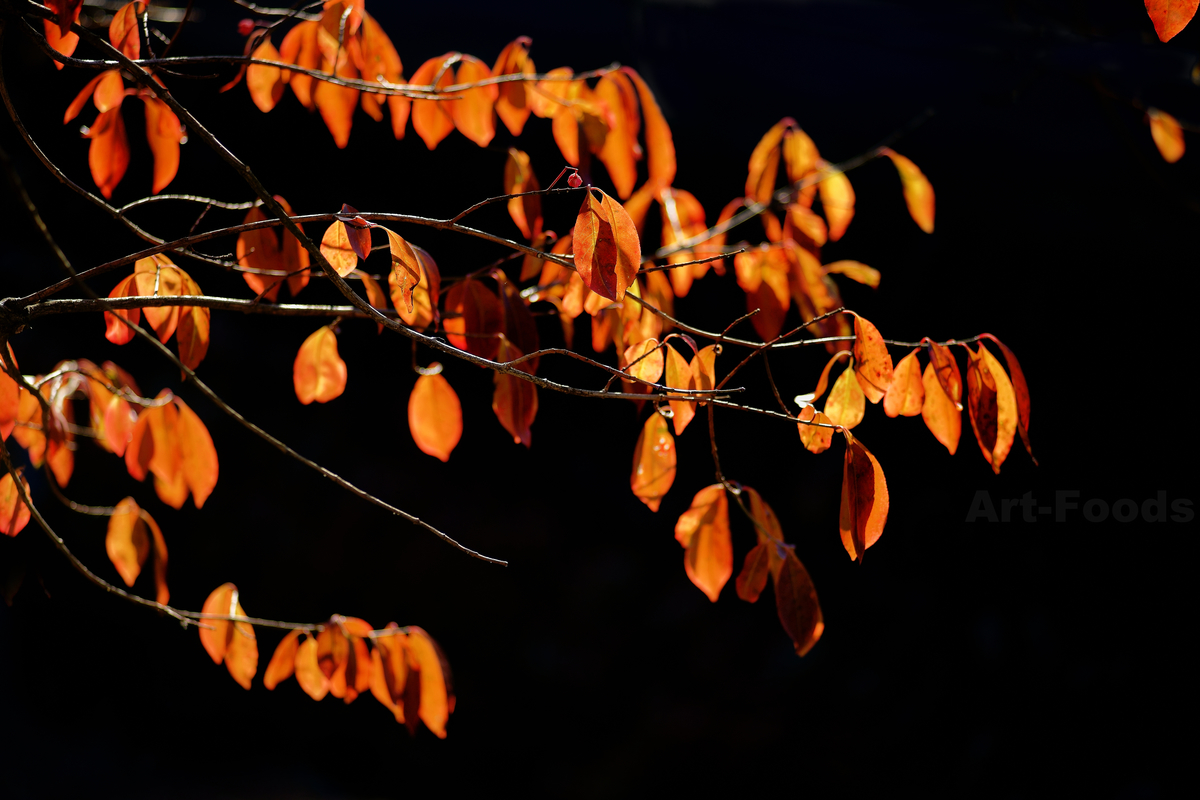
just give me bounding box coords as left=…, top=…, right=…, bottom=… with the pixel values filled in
left=264, top=628, right=302, bottom=690
left=444, top=277, right=503, bottom=360
left=663, top=343, right=694, bottom=435
left=851, top=313, right=893, bottom=403
left=356, top=13, right=409, bottom=138
left=390, top=244, right=440, bottom=331
left=921, top=359, right=961, bottom=455
left=176, top=272, right=210, bottom=372
left=143, top=97, right=184, bottom=194
left=410, top=53, right=457, bottom=150
left=1145, top=0, right=1198, bottom=41
left=824, top=363, right=865, bottom=430
left=133, top=254, right=183, bottom=344
left=795, top=350, right=850, bottom=408
left=735, top=542, right=770, bottom=603
left=237, top=197, right=311, bottom=301
left=1148, top=108, right=1185, bottom=163
left=173, top=396, right=219, bottom=509
left=0, top=471, right=32, bottom=537
left=504, top=148, right=542, bottom=240
left=746, top=118, right=792, bottom=204
left=674, top=484, right=732, bottom=602
left=405, top=627, right=454, bottom=739
left=881, top=148, right=935, bottom=233
left=247, top=39, right=286, bottom=112
left=622, top=67, right=676, bottom=190
left=594, top=72, right=639, bottom=199
left=45, top=0, right=83, bottom=39
left=785, top=203, right=828, bottom=248
left=839, top=432, right=888, bottom=563
left=734, top=247, right=790, bottom=342
left=797, top=405, right=835, bottom=454
left=320, top=220, right=360, bottom=277
left=978, top=334, right=1034, bottom=463
left=573, top=188, right=642, bottom=301
left=280, top=20, right=321, bottom=109
left=965, top=343, right=1017, bottom=474
left=449, top=55, right=499, bottom=147
left=312, top=34, right=360, bottom=149
left=109, top=2, right=144, bottom=60
left=85, top=107, right=129, bottom=199
left=824, top=260, right=880, bottom=288
left=816, top=161, right=855, bottom=241
left=352, top=269, right=388, bottom=333
left=493, top=340, right=537, bottom=447
left=409, top=370, right=463, bottom=462
left=883, top=349, right=924, bottom=418
left=623, top=337, right=664, bottom=386
left=631, top=411, right=676, bottom=512
left=105, top=497, right=149, bottom=587
left=783, top=126, right=819, bottom=185
left=775, top=550, right=824, bottom=656
left=493, top=37, right=535, bottom=136
left=294, top=326, right=347, bottom=404
left=199, top=583, right=258, bottom=690
left=317, top=617, right=373, bottom=703
left=0, top=346, right=20, bottom=442
left=295, top=635, right=330, bottom=700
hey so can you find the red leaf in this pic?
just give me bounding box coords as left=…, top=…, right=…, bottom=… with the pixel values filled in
left=1145, top=0, right=1198, bottom=41
left=408, top=370, right=462, bottom=462
left=775, top=550, right=824, bottom=656
left=143, top=97, right=183, bottom=194
left=444, top=277, right=503, bottom=360
left=572, top=188, right=642, bottom=302
left=85, top=107, right=130, bottom=199
left=735, top=542, right=770, bottom=603
left=492, top=340, right=537, bottom=447
left=839, top=433, right=888, bottom=563
left=0, top=471, right=32, bottom=537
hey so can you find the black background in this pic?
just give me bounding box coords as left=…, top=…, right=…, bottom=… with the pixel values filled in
left=0, top=1, right=1194, bottom=797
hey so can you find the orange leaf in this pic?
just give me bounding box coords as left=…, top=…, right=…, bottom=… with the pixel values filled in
left=622, top=337, right=664, bottom=386
left=0, top=471, right=32, bottom=537
left=689, top=344, right=718, bottom=405
left=796, top=350, right=851, bottom=407
left=408, top=370, right=462, bottom=462
left=674, top=484, right=732, bottom=602
left=105, top=496, right=148, bottom=587
left=921, top=360, right=961, bottom=455
left=108, top=2, right=144, bottom=60
left=320, top=220, right=359, bottom=277
left=143, top=509, right=169, bottom=605
left=817, top=161, right=855, bottom=241
left=622, top=67, right=676, bottom=190
left=450, top=54, right=498, bottom=147
left=776, top=550, right=824, bottom=656
left=1148, top=107, right=1185, bottom=163
left=313, top=39, right=359, bottom=149
left=839, top=432, right=888, bottom=563
left=965, top=343, right=1017, bottom=474
left=979, top=334, right=1034, bottom=463
left=881, top=148, right=935, bottom=233
left=173, top=396, right=218, bottom=509
left=369, top=627, right=411, bottom=723
left=406, top=627, right=454, bottom=739
left=504, top=148, right=542, bottom=241
left=143, top=97, right=183, bottom=194
left=797, top=405, right=835, bottom=454
left=852, top=313, right=893, bottom=403
left=492, top=340, right=537, bottom=447
left=746, top=118, right=792, bottom=204
left=444, top=277, right=503, bottom=360
left=823, top=362, right=864, bottom=430
left=199, top=582, right=258, bottom=690
left=264, top=628, right=301, bottom=690
left=64, top=72, right=108, bottom=124
left=631, top=411, right=676, bottom=512
left=734, top=247, right=790, bottom=342
left=390, top=245, right=439, bottom=330
left=664, top=343, right=694, bottom=435
left=85, top=107, right=129, bottom=199
left=783, top=127, right=819, bottom=185
left=94, top=69, right=125, bottom=113
left=280, top=20, right=320, bottom=109
left=410, top=53, right=457, bottom=150
left=45, top=0, right=82, bottom=39
left=594, top=72, right=639, bottom=199
left=572, top=188, right=642, bottom=302
left=1145, top=0, right=1198, bottom=41
left=824, top=260, right=879, bottom=288
left=176, top=272, right=210, bottom=372
left=0, top=347, right=18, bottom=442
left=492, top=36, right=534, bottom=136
left=247, top=39, right=286, bottom=112
left=44, top=17, right=80, bottom=70
left=925, top=341, right=962, bottom=409
left=735, top=542, right=770, bottom=603
left=883, top=348, right=924, bottom=418
left=784, top=203, right=828, bottom=248
left=295, top=635, right=330, bottom=700
left=294, top=326, right=347, bottom=404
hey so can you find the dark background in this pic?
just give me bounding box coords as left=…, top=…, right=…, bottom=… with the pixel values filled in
left=0, top=1, right=1194, bottom=797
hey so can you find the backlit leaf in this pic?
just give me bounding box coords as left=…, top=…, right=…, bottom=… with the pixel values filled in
left=199, top=582, right=258, bottom=690
left=85, top=107, right=129, bottom=199
left=594, top=72, right=639, bottom=199
left=852, top=313, right=893, bottom=403
left=979, top=334, right=1034, bottom=462
left=294, top=326, right=347, bottom=404
left=444, top=277, right=503, bottom=360
left=449, top=55, right=499, bottom=147
left=390, top=245, right=440, bottom=331
left=105, top=497, right=148, bottom=587
left=797, top=405, right=835, bottom=454
left=776, top=550, right=823, bottom=656
left=264, top=628, right=301, bottom=690
left=623, top=337, right=664, bottom=386
left=493, top=37, right=534, bottom=136
left=504, top=148, right=542, bottom=240
left=143, top=97, right=183, bottom=194
left=824, top=363, right=864, bottom=430
left=0, top=472, right=31, bottom=537
left=881, top=148, right=935, bottom=233
left=295, top=636, right=329, bottom=700
left=133, top=255, right=183, bottom=344
left=1145, top=0, right=1198, bottom=41
left=492, top=340, right=537, bottom=447
left=839, top=432, right=888, bottom=563
left=631, top=411, right=676, bottom=512
left=817, top=161, right=855, bottom=241
left=320, top=220, right=359, bottom=277
left=824, top=260, right=880, bottom=288
left=921, top=360, right=960, bottom=455
left=883, top=348, right=924, bottom=418
left=572, top=188, right=642, bottom=302
left=409, top=371, right=462, bottom=462
left=109, top=1, right=143, bottom=60
left=674, top=484, right=732, bottom=602
left=237, top=197, right=310, bottom=300
left=176, top=272, right=210, bottom=372
left=312, top=34, right=359, bottom=148
left=746, top=118, right=792, bottom=204
left=406, top=627, right=453, bottom=739
left=247, top=39, right=286, bottom=112
left=1148, top=107, right=1185, bottom=163
left=735, top=542, right=770, bottom=603
left=410, top=53, right=457, bottom=150
left=664, top=343, right=694, bottom=435
left=144, top=509, right=168, bottom=605
left=0, top=347, right=17, bottom=441
left=279, top=20, right=320, bottom=109
left=783, top=126, right=819, bottom=185
left=623, top=67, right=676, bottom=190
left=173, top=396, right=218, bottom=509
left=965, top=343, right=1017, bottom=474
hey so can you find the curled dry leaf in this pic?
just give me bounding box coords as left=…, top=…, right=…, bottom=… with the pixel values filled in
left=493, top=340, right=538, bottom=447
left=965, top=343, right=1017, bottom=474
left=839, top=433, right=889, bottom=563
left=881, top=148, right=935, bottom=233
left=1145, top=0, right=1198, bottom=42
left=824, top=363, right=865, bottom=430
left=409, top=371, right=463, bottom=462
left=852, top=314, right=893, bottom=403
left=0, top=471, right=32, bottom=537
left=674, top=484, right=732, bottom=602
left=883, top=349, right=925, bottom=418
left=294, top=326, right=347, bottom=405
left=199, top=582, right=258, bottom=690
left=264, top=628, right=302, bottom=690
left=798, top=405, right=835, bottom=454
left=1148, top=108, right=1186, bottom=163
left=572, top=188, right=642, bottom=302
left=631, top=411, right=676, bottom=512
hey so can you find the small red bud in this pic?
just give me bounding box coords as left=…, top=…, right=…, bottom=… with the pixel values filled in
left=567, top=172, right=582, bottom=188
left=237, top=19, right=256, bottom=37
